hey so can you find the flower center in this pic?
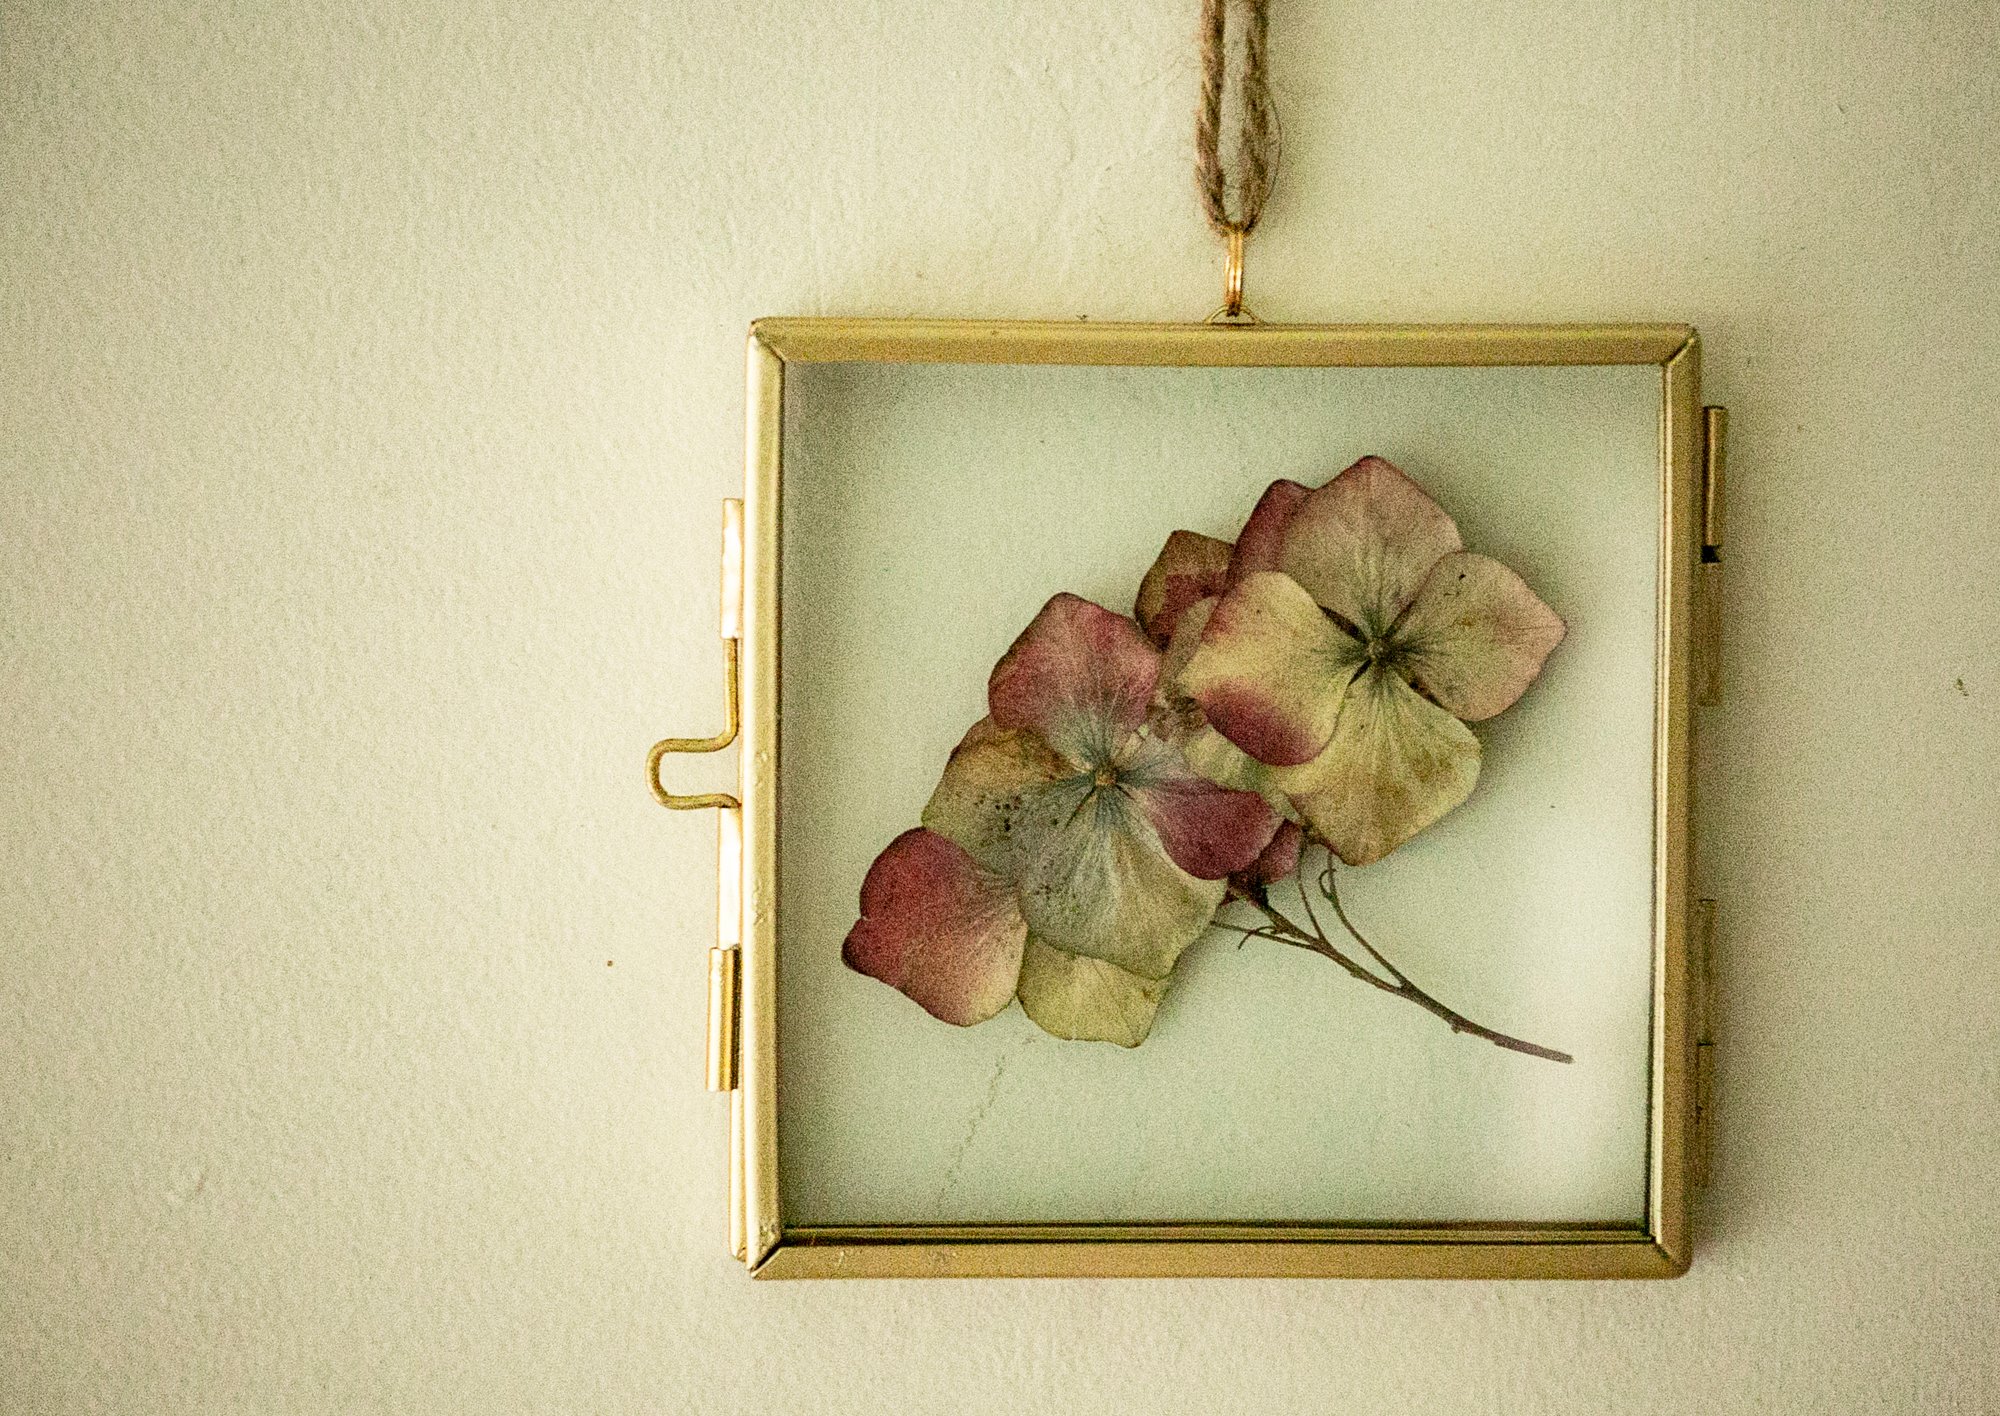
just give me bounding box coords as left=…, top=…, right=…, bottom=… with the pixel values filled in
left=1092, top=765, right=1120, bottom=788
left=1365, top=637, right=1391, bottom=666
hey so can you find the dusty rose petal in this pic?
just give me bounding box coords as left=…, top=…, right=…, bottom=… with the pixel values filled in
left=1115, top=730, right=1278, bottom=880
left=1278, top=665, right=1482, bottom=866
left=1015, top=939, right=1168, bottom=1048
left=1395, top=551, right=1567, bottom=721
left=1280, top=456, right=1463, bottom=638
left=988, top=593, right=1161, bottom=765
left=1232, top=819, right=1303, bottom=891
left=842, top=828, right=1027, bottom=1026
left=1015, top=790, right=1226, bottom=979
left=1227, top=479, right=1311, bottom=584
left=921, top=717, right=1077, bottom=876
left=1179, top=570, right=1365, bottom=767
left=1134, top=531, right=1232, bottom=647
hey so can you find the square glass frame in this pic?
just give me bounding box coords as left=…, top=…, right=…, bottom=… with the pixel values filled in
left=724, top=318, right=1704, bottom=1279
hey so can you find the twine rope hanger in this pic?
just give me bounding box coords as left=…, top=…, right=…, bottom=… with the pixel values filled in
left=1195, top=0, right=1277, bottom=322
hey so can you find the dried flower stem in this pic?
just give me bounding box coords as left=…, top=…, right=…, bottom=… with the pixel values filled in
left=1224, top=847, right=1573, bottom=1064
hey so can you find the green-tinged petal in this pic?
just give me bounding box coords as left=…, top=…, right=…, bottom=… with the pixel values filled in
left=1277, top=664, right=1482, bottom=866
left=1280, top=456, right=1463, bottom=639
left=921, top=718, right=1081, bottom=876
left=1179, top=570, right=1365, bottom=767
left=1134, top=530, right=1232, bottom=647
left=1015, top=939, right=1168, bottom=1048
left=1016, top=788, right=1227, bottom=978
left=988, top=593, right=1161, bottom=767
left=1394, top=550, right=1567, bottom=722
left=842, top=828, right=1027, bottom=1026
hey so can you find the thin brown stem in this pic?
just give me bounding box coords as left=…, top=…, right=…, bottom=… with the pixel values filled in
left=1229, top=897, right=1393, bottom=993
left=1317, top=862, right=1406, bottom=987
left=1226, top=854, right=1573, bottom=1065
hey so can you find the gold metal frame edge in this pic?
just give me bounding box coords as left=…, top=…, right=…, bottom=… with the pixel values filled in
left=740, top=334, right=784, bottom=1268
left=750, top=318, right=1694, bottom=369
left=752, top=1238, right=1685, bottom=1281
left=733, top=318, right=1701, bottom=1280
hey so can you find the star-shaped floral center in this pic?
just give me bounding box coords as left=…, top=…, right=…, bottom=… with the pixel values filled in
left=1172, top=456, right=1566, bottom=865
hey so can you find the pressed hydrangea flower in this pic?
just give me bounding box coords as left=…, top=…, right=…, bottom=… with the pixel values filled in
left=844, top=594, right=1279, bottom=1045
left=1174, top=456, right=1565, bottom=866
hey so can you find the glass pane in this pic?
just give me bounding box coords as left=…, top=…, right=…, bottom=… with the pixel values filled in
left=777, top=359, right=1659, bottom=1225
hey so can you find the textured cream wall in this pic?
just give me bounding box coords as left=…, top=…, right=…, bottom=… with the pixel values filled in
left=3, top=2, right=1997, bottom=1412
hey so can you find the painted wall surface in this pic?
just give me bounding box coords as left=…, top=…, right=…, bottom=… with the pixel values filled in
left=4, top=2, right=1996, bottom=1411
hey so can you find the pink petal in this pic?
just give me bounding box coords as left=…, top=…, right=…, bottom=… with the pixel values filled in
left=988, top=593, right=1161, bottom=766
left=1395, top=551, right=1567, bottom=721
left=841, top=828, right=1027, bottom=1026
left=1179, top=570, right=1365, bottom=767
left=1280, top=456, right=1463, bottom=637
left=1232, top=819, right=1303, bottom=891
left=1277, top=666, right=1482, bottom=866
left=1116, top=732, right=1280, bottom=880
left=1134, top=531, right=1233, bottom=646
left=1227, top=479, right=1310, bottom=584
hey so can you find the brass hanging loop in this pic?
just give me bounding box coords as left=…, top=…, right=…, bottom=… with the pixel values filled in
left=1194, top=0, right=1276, bottom=323
left=1224, top=225, right=1245, bottom=315
left=649, top=500, right=744, bottom=811
left=1207, top=225, right=1260, bottom=324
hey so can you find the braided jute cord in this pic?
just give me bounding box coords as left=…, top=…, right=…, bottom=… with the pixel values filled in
left=1195, top=0, right=1276, bottom=237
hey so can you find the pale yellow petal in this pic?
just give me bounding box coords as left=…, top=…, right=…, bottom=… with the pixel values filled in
left=1015, top=939, right=1168, bottom=1048
left=1280, top=456, right=1463, bottom=638
left=1278, top=665, right=1482, bottom=865
left=1394, top=551, right=1566, bottom=722
left=1157, top=594, right=1217, bottom=696
left=921, top=718, right=1078, bottom=875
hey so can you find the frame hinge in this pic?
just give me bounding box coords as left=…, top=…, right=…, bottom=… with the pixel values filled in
left=707, top=807, right=744, bottom=1092
left=1696, top=407, right=1726, bottom=706
left=1692, top=897, right=1718, bottom=1189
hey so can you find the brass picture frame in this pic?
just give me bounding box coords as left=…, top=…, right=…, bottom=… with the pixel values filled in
left=661, top=318, right=1716, bottom=1279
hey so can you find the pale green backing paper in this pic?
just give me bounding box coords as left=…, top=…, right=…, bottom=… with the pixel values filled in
left=776, top=360, right=1659, bottom=1225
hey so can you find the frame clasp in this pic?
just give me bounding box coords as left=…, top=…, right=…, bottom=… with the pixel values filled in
left=707, top=807, right=743, bottom=1093
left=648, top=499, right=744, bottom=811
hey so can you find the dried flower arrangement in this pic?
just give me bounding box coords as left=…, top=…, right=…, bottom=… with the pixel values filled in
left=843, top=456, right=1571, bottom=1060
